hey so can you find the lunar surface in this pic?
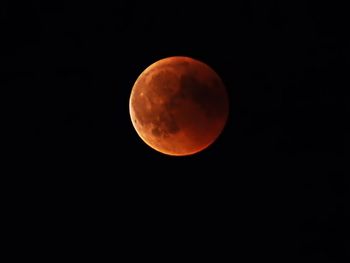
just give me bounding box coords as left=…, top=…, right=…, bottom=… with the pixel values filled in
left=129, top=56, right=229, bottom=156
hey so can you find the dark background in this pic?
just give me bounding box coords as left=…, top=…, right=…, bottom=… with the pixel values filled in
left=3, top=1, right=347, bottom=261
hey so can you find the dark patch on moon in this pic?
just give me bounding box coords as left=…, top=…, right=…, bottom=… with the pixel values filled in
left=150, top=110, right=180, bottom=138
left=151, top=127, right=161, bottom=137
left=149, top=70, right=178, bottom=98
left=175, top=73, right=226, bottom=119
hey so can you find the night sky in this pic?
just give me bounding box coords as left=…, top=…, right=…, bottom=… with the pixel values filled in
left=4, top=1, right=347, bottom=261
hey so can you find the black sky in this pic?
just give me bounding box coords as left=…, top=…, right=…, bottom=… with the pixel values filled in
left=3, top=1, right=347, bottom=261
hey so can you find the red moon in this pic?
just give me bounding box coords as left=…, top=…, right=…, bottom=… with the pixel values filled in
left=129, top=56, right=229, bottom=156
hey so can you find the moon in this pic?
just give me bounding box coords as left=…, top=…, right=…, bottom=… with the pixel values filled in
left=129, top=56, right=229, bottom=156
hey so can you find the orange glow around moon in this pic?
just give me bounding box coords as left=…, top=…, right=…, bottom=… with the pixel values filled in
left=129, top=56, right=229, bottom=156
